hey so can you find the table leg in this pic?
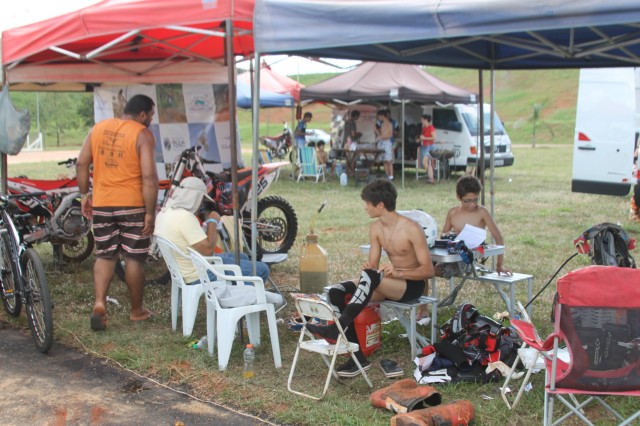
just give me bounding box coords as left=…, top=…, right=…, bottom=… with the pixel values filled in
left=527, top=277, right=533, bottom=318
left=431, top=277, right=437, bottom=344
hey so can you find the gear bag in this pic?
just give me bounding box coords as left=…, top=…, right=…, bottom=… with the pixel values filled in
left=0, top=85, right=30, bottom=155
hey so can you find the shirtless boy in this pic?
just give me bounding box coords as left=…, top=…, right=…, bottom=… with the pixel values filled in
left=442, top=175, right=511, bottom=275
left=307, top=179, right=434, bottom=376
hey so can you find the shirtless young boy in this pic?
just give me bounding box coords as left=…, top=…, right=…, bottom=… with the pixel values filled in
left=307, top=179, right=434, bottom=376
left=442, top=175, right=511, bottom=275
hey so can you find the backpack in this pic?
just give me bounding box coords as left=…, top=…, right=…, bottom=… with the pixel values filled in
left=439, top=303, right=519, bottom=366
left=574, top=223, right=636, bottom=268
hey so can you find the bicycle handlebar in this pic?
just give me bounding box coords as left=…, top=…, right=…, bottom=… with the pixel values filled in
left=0, top=192, right=48, bottom=202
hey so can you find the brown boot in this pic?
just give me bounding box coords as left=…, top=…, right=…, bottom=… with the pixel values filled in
left=390, top=400, right=475, bottom=426
left=370, top=378, right=441, bottom=414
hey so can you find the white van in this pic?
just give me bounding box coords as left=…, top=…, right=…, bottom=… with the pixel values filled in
left=572, top=68, right=637, bottom=196
left=423, top=103, right=514, bottom=171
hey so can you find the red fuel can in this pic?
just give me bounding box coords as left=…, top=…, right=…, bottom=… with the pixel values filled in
left=354, top=304, right=382, bottom=357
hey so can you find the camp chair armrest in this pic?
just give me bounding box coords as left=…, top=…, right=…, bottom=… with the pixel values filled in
left=511, top=319, right=560, bottom=352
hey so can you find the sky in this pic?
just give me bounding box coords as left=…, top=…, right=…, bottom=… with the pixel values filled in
left=1, top=1, right=360, bottom=77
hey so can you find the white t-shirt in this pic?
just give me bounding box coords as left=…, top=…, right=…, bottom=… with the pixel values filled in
left=154, top=207, right=206, bottom=283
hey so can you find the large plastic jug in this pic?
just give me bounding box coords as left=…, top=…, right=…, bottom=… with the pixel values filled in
left=299, top=233, right=328, bottom=294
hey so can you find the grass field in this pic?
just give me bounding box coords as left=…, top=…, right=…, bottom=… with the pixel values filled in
left=3, top=145, right=638, bottom=425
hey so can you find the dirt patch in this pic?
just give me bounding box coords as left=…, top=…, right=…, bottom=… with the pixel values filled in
left=7, top=149, right=81, bottom=165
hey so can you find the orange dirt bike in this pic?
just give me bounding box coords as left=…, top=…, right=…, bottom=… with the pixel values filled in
left=115, top=146, right=298, bottom=285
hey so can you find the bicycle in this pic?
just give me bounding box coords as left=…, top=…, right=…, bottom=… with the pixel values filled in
left=0, top=192, right=54, bottom=353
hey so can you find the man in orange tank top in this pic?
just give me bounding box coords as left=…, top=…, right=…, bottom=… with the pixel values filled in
left=76, top=94, right=159, bottom=331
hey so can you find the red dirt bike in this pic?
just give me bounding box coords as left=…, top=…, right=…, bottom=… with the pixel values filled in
left=115, top=146, right=298, bottom=285
left=7, top=158, right=94, bottom=264
left=260, top=121, right=292, bottom=160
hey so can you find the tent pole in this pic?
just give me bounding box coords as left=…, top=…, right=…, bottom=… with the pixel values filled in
left=1, top=66, right=7, bottom=195
left=225, top=19, right=241, bottom=264
left=489, top=68, right=496, bottom=219
left=478, top=71, right=485, bottom=205
left=251, top=53, right=261, bottom=275
left=401, top=100, right=405, bottom=189
left=489, top=67, right=496, bottom=271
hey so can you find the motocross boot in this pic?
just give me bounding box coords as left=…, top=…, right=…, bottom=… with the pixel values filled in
left=370, top=378, right=441, bottom=414
left=390, top=400, right=475, bottom=426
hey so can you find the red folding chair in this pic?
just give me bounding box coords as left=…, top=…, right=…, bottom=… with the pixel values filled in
left=511, top=266, right=640, bottom=426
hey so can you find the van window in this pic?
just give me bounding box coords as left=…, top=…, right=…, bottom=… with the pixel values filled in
left=461, top=109, right=505, bottom=136
left=433, top=109, right=461, bottom=132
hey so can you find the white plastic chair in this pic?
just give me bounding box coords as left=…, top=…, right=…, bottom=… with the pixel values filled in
left=287, top=296, right=373, bottom=400
left=155, top=235, right=221, bottom=336
left=217, top=216, right=288, bottom=313
left=187, top=247, right=282, bottom=371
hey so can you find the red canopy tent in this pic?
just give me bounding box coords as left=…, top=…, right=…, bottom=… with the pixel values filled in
left=238, top=60, right=303, bottom=101
left=1, top=0, right=257, bottom=258
left=2, top=0, right=254, bottom=73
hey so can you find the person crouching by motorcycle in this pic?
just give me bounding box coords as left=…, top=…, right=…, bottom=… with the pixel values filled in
left=154, top=177, right=270, bottom=286
left=77, top=94, right=159, bottom=331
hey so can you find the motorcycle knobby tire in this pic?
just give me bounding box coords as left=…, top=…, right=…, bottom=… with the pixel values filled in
left=244, top=195, right=298, bottom=256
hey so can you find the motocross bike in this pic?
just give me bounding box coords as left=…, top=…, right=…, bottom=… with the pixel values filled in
left=260, top=121, right=292, bottom=160
left=115, top=146, right=298, bottom=286
left=7, top=158, right=94, bottom=264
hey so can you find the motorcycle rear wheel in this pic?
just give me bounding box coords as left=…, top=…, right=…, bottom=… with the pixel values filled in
left=61, top=231, right=95, bottom=263
left=114, top=250, right=170, bottom=286
left=244, top=195, right=298, bottom=255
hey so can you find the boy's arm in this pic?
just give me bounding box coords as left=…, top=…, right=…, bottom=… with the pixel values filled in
left=441, top=208, right=454, bottom=235
left=366, top=223, right=382, bottom=270
left=398, top=228, right=434, bottom=280
left=481, top=208, right=511, bottom=275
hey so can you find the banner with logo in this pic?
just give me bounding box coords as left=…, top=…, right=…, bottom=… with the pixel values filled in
left=94, top=83, right=242, bottom=179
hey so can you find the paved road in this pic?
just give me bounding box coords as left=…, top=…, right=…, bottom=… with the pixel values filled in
left=0, top=321, right=271, bottom=426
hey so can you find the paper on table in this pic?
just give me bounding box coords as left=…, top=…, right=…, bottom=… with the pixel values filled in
left=456, top=224, right=486, bottom=249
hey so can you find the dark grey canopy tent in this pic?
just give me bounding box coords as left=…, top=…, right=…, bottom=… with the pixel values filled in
left=253, top=0, right=640, bottom=210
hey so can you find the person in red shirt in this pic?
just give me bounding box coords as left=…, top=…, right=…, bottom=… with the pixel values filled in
left=418, top=114, right=436, bottom=184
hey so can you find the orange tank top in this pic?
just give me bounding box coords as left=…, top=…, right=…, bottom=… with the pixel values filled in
left=90, top=118, right=146, bottom=207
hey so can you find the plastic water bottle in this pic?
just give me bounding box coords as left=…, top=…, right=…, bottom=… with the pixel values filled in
left=193, top=336, right=208, bottom=350
left=243, top=344, right=255, bottom=379
left=340, top=172, right=348, bottom=186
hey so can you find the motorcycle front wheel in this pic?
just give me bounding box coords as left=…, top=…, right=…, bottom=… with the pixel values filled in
left=244, top=195, right=298, bottom=255
left=61, top=231, right=95, bottom=263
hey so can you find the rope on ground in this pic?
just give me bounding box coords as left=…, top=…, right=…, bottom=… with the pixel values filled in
left=58, top=325, right=277, bottom=426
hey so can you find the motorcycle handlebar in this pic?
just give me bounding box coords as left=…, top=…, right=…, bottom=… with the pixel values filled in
left=57, top=158, right=78, bottom=167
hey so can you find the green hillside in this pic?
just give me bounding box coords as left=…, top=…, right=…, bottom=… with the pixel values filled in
left=240, top=68, right=580, bottom=146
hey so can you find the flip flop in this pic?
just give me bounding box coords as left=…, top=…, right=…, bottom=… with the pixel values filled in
left=90, top=307, right=108, bottom=331
left=130, top=307, right=155, bottom=322
left=380, top=359, right=404, bottom=378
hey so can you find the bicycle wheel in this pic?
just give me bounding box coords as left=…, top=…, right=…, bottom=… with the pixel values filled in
left=0, top=231, right=21, bottom=317
left=22, top=248, right=53, bottom=353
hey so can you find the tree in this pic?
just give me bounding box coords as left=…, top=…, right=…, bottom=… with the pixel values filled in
left=530, top=102, right=555, bottom=147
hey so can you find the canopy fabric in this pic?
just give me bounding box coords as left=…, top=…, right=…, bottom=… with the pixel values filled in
left=300, top=62, right=476, bottom=104
left=2, top=0, right=254, bottom=70
left=254, top=0, right=640, bottom=69
left=237, top=79, right=293, bottom=108
left=238, top=61, right=303, bottom=101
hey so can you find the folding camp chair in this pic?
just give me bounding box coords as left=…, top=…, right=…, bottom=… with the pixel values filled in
left=287, top=296, right=373, bottom=400
left=511, top=266, right=640, bottom=426
left=296, top=146, right=324, bottom=182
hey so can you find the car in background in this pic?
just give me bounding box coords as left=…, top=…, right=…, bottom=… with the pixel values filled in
left=305, top=128, right=331, bottom=146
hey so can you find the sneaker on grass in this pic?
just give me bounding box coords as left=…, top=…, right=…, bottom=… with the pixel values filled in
left=336, top=358, right=371, bottom=378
